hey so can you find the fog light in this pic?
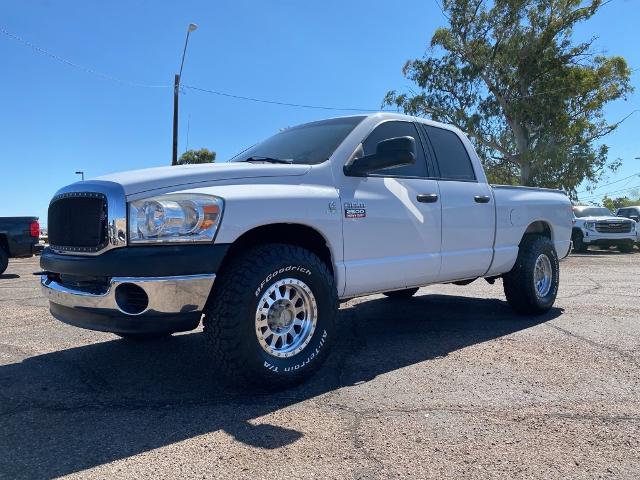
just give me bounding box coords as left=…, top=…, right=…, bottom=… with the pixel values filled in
left=115, top=283, right=149, bottom=315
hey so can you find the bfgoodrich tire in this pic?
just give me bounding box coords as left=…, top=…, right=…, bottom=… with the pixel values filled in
left=503, top=235, right=559, bottom=315
left=203, top=244, right=337, bottom=390
left=383, top=287, right=419, bottom=299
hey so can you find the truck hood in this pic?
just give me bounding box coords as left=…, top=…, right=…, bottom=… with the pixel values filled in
left=94, top=162, right=311, bottom=196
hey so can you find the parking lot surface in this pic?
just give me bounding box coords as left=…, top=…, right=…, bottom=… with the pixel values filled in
left=1, top=251, right=639, bottom=479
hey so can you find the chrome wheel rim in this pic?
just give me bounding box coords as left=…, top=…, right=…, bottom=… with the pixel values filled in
left=255, top=278, right=318, bottom=358
left=533, top=254, right=553, bottom=298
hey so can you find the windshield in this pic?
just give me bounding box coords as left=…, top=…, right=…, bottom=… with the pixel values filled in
left=573, top=207, right=613, bottom=217
left=231, top=116, right=365, bottom=165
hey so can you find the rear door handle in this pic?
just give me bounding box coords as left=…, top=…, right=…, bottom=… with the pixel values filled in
left=474, top=195, right=491, bottom=204
left=417, top=193, right=438, bottom=203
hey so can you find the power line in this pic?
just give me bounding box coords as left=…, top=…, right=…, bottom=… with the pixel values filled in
left=0, top=26, right=171, bottom=88
left=578, top=184, right=640, bottom=201
left=2, top=24, right=636, bottom=113
left=576, top=172, right=640, bottom=194
left=1, top=25, right=388, bottom=111
left=183, top=85, right=387, bottom=112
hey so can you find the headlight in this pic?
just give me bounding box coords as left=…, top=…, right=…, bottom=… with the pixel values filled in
left=128, top=194, right=223, bottom=244
left=584, top=221, right=596, bottom=231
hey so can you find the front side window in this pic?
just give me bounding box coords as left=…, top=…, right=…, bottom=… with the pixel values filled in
left=231, top=116, right=365, bottom=165
left=423, top=125, right=476, bottom=181
left=361, top=121, right=428, bottom=177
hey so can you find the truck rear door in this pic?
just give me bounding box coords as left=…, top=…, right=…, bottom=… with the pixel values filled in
left=419, top=124, right=495, bottom=281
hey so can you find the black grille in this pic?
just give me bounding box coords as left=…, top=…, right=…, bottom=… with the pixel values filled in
left=595, top=221, right=632, bottom=233
left=48, top=192, right=108, bottom=252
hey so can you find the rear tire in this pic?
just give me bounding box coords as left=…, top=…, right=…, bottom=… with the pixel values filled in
left=0, top=248, right=8, bottom=275
left=571, top=230, right=587, bottom=253
left=383, top=287, right=419, bottom=299
left=618, top=243, right=633, bottom=253
left=503, top=235, right=559, bottom=315
left=203, top=244, right=337, bottom=390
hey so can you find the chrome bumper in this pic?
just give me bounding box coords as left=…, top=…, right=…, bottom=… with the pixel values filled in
left=41, top=274, right=215, bottom=316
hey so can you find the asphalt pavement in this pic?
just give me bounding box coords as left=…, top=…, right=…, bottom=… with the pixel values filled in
left=0, top=250, right=639, bottom=479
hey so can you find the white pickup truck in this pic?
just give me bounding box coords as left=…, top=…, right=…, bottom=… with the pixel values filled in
left=41, top=113, right=572, bottom=388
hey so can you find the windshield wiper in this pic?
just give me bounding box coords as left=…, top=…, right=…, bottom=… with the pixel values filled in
left=242, top=156, right=294, bottom=164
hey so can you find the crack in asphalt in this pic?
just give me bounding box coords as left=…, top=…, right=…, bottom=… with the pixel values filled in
left=545, top=323, right=640, bottom=368
left=350, top=410, right=384, bottom=480
left=557, top=275, right=602, bottom=299
left=320, top=402, right=640, bottom=425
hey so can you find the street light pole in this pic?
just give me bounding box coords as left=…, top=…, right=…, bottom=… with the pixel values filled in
left=172, top=73, right=180, bottom=166
left=75, top=171, right=85, bottom=181
left=172, top=23, right=198, bottom=166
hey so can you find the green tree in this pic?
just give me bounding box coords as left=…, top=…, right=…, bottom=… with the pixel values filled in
left=602, top=194, right=640, bottom=211
left=177, top=148, right=216, bottom=165
left=384, top=0, right=632, bottom=196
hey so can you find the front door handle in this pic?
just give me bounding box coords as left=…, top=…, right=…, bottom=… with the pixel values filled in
left=417, top=193, right=438, bottom=203
left=474, top=195, right=491, bottom=204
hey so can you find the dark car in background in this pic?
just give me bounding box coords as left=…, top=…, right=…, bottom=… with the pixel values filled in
left=616, top=206, right=640, bottom=246
left=616, top=206, right=640, bottom=222
left=0, top=217, right=41, bottom=274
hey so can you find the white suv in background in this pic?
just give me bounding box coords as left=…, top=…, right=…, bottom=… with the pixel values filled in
left=572, top=206, right=636, bottom=253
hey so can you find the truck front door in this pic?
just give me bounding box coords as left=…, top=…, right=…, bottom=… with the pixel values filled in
left=341, top=120, right=442, bottom=297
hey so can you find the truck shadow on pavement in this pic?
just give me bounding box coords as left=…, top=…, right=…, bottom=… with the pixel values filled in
left=0, top=293, right=562, bottom=479
left=0, top=273, right=20, bottom=280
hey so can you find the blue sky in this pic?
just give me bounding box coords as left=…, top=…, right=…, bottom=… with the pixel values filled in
left=1, top=0, right=639, bottom=224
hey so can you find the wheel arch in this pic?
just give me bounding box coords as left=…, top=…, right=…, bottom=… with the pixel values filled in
left=520, top=220, right=553, bottom=244
left=218, top=223, right=336, bottom=278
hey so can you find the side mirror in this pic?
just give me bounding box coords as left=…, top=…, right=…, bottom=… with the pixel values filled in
left=344, top=136, right=416, bottom=176
left=630, top=215, right=640, bottom=222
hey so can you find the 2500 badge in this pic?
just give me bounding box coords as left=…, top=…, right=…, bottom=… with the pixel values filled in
left=344, top=201, right=366, bottom=219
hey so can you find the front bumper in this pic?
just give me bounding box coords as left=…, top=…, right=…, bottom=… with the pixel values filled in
left=581, top=230, right=636, bottom=244
left=41, top=273, right=215, bottom=334
left=39, top=244, right=228, bottom=334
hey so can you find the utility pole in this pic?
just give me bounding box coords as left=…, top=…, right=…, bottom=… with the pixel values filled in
left=172, top=23, right=198, bottom=166
left=172, top=73, right=180, bottom=165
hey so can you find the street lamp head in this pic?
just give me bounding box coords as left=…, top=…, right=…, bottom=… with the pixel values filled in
left=188, top=23, right=198, bottom=32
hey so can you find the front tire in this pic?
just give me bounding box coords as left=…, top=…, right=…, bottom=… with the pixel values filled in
left=203, top=244, right=337, bottom=390
left=503, top=235, right=559, bottom=315
left=618, top=243, right=633, bottom=253
left=383, top=287, right=419, bottom=299
left=572, top=230, right=587, bottom=253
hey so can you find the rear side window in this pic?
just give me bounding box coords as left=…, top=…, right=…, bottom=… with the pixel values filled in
left=362, top=121, right=428, bottom=177
left=423, top=125, right=476, bottom=181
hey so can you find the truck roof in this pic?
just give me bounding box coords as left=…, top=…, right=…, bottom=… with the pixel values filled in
left=358, top=112, right=458, bottom=130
